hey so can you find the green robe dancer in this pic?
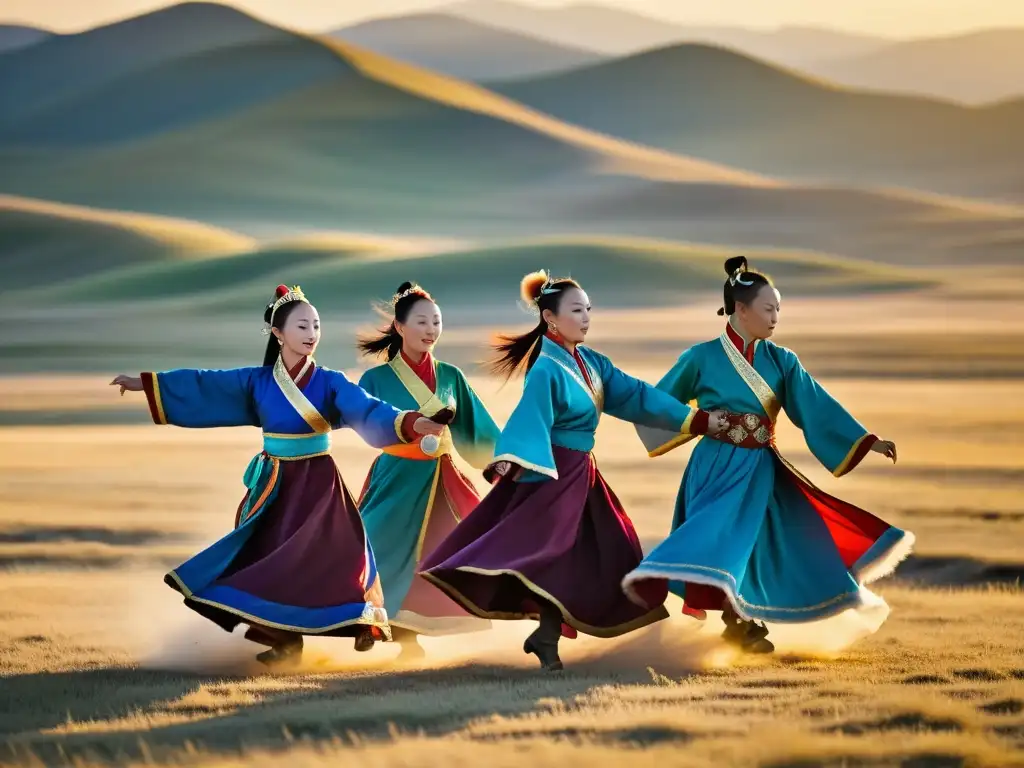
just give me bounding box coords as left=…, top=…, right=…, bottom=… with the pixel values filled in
left=357, top=350, right=500, bottom=645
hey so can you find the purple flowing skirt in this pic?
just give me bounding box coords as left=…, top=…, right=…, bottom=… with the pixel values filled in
left=167, top=455, right=388, bottom=644
left=419, top=446, right=668, bottom=638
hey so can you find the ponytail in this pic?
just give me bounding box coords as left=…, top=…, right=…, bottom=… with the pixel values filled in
left=487, top=270, right=580, bottom=379
left=358, top=281, right=434, bottom=360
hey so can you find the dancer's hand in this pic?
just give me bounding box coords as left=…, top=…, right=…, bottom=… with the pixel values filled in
left=871, top=438, right=897, bottom=464
left=110, top=375, right=143, bottom=396
left=413, top=417, right=444, bottom=437
left=486, top=460, right=520, bottom=484
left=707, top=410, right=730, bottom=435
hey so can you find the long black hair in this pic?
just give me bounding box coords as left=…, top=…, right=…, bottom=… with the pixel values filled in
left=717, top=256, right=773, bottom=316
left=357, top=282, right=435, bottom=360
left=488, top=270, right=581, bottom=380
left=262, top=285, right=307, bottom=366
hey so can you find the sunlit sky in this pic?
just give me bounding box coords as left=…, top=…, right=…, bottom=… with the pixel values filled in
left=5, top=0, right=1024, bottom=37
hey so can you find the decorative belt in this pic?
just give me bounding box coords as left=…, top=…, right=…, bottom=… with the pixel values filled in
left=262, top=432, right=331, bottom=460
left=706, top=412, right=774, bottom=449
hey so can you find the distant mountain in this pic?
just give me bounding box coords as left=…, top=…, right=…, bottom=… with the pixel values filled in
left=811, top=28, right=1024, bottom=104
left=493, top=43, right=1024, bottom=202
left=0, top=2, right=293, bottom=120
left=330, top=12, right=604, bottom=81
left=671, top=25, right=886, bottom=68
left=0, top=3, right=763, bottom=229
left=0, top=24, right=52, bottom=53
left=444, top=1, right=888, bottom=66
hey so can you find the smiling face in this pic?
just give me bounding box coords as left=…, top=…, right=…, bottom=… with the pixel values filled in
left=396, top=298, right=442, bottom=359
left=543, top=286, right=591, bottom=345
left=273, top=302, right=320, bottom=359
left=735, top=284, right=781, bottom=339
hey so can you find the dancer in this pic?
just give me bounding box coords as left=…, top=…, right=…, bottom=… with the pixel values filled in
left=356, top=282, right=500, bottom=660
left=420, top=270, right=729, bottom=671
left=623, top=256, right=912, bottom=654
left=110, top=285, right=444, bottom=666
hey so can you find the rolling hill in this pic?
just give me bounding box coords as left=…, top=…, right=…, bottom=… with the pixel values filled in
left=0, top=2, right=298, bottom=122
left=810, top=28, right=1024, bottom=105
left=444, top=0, right=888, bottom=66
left=493, top=44, right=1024, bottom=202
left=0, top=2, right=769, bottom=230
left=0, top=24, right=52, bottom=54
left=330, top=13, right=604, bottom=81
left=0, top=194, right=252, bottom=291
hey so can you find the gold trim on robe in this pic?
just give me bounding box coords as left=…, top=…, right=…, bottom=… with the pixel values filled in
left=272, top=356, right=331, bottom=434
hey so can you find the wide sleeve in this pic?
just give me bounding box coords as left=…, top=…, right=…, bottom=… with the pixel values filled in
left=141, top=368, right=259, bottom=428
left=779, top=347, right=876, bottom=478
left=490, top=363, right=559, bottom=481
left=328, top=369, right=415, bottom=450
left=448, top=368, right=501, bottom=470
left=592, top=351, right=705, bottom=430
left=632, top=348, right=709, bottom=456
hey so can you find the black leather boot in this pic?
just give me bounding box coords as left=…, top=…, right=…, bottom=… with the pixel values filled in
left=255, top=636, right=303, bottom=667
left=524, top=602, right=564, bottom=671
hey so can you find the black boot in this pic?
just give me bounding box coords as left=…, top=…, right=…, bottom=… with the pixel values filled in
left=256, top=636, right=303, bottom=667
left=721, top=604, right=775, bottom=654
left=354, top=626, right=378, bottom=652
left=524, top=603, right=564, bottom=671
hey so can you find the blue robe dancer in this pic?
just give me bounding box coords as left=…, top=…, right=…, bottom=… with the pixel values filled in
left=624, top=317, right=913, bottom=653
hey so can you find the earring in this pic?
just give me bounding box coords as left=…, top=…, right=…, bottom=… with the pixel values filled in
left=277, top=338, right=283, bottom=346
left=548, top=323, right=558, bottom=335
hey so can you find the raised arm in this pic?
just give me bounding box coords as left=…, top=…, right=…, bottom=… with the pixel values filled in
left=330, top=369, right=440, bottom=449
left=113, top=368, right=260, bottom=428
left=594, top=352, right=711, bottom=434
left=627, top=348, right=713, bottom=457
left=779, top=347, right=893, bottom=477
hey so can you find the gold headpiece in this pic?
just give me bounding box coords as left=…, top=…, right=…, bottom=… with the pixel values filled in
left=391, top=285, right=428, bottom=306
left=262, top=285, right=308, bottom=335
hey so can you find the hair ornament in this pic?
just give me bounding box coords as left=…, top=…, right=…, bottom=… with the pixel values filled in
left=391, top=284, right=429, bottom=306
left=728, top=267, right=754, bottom=287
left=264, top=284, right=308, bottom=333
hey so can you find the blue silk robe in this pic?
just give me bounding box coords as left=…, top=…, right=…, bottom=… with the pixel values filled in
left=623, top=323, right=914, bottom=626
left=144, top=355, right=413, bottom=639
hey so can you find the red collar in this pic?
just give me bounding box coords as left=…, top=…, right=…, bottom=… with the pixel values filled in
left=287, top=356, right=314, bottom=388
left=401, top=349, right=436, bottom=391
left=725, top=323, right=758, bottom=363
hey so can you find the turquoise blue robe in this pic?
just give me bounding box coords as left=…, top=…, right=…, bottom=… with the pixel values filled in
left=623, top=323, right=914, bottom=626
left=143, top=356, right=414, bottom=640
left=421, top=335, right=700, bottom=638
left=357, top=353, right=500, bottom=636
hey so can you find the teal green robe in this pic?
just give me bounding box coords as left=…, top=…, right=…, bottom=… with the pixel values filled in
left=357, top=354, right=500, bottom=635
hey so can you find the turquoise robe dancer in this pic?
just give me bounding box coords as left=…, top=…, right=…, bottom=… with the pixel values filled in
left=143, top=355, right=421, bottom=643
left=421, top=335, right=709, bottom=639
left=357, top=351, right=500, bottom=636
left=622, top=322, right=914, bottom=642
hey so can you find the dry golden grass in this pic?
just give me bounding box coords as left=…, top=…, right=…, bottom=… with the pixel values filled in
left=1, top=299, right=1022, bottom=767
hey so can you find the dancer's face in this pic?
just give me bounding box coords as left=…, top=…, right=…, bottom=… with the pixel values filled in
left=736, top=284, right=780, bottom=340
left=274, top=302, right=321, bottom=359
left=397, top=298, right=442, bottom=359
left=545, top=287, right=591, bottom=345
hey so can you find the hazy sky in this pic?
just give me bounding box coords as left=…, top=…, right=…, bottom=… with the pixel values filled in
left=6, top=0, right=1024, bottom=37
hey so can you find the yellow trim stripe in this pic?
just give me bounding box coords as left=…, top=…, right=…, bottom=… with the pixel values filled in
left=833, top=432, right=874, bottom=478
left=419, top=567, right=667, bottom=638
left=413, top=464, right=443, bottom=560
left=165, top=571, right=392, bottom=637
left=151, top=374, right=167, bottom=425
left=238, top=457, right=280, bottom=526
